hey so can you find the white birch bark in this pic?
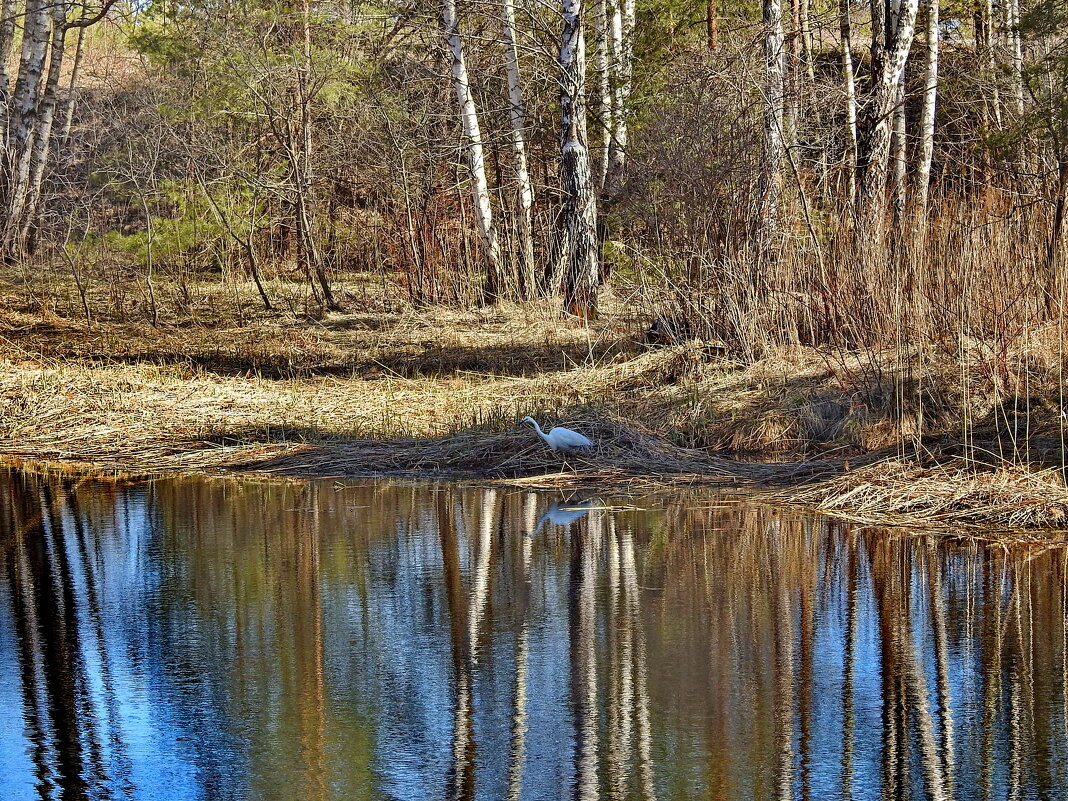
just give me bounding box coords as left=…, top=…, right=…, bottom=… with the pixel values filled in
left=1005, top=0, right=1024, bottom=116
left=559, top=0, right=599, bottom=318
left=859, top=0, right=920, bottom=228
left=3, top=0, right=51, bottom=255
left=914, top=0, right=938, bottom=221
left=891, top=79, right=907, bottom=220
left=502, top=0, right=535, bottom=297
left=594, top=0, right=611, bottom=189
left=9, top=0, right=48, bottom=154
left=602, top=0, right=632, bottom=203
left=869, top=0, right=885, bottom=77
left=889, top=0, right=907, bottom=221
left=758, top=0, right=786, bottom=257
left=839, top=0, right=858, bottom=203
left=981, top=0, right=1002, bottom=129
left=20, top=0, right=70, bottom=246
left=60, top=19, right=88, bottom=146
left=0, top=0, right=18, bottom=106
left=443, top=0, right=503, bottom=300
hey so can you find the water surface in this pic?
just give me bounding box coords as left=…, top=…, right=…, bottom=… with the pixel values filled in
left=1, top=471, right=1067, bottom=800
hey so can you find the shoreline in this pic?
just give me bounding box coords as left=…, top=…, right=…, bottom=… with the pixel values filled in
left=5, top=287, right=1068, bottom=533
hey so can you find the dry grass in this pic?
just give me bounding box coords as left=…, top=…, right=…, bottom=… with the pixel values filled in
left=790, top=460, right=1068, bottom=531
left=0, top=347, right=827, bottom=486
left=5, top=264, right=1068, bottom=527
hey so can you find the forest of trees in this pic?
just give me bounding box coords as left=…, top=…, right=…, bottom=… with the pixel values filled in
left=2, top=0, right=1068, bottom=348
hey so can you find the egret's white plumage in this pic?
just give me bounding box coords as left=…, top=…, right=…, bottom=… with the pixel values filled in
left=521, top=416, right=593, bottom=453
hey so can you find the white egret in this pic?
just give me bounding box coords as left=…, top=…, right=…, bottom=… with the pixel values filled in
left=520, top=416, right=593, bottom=453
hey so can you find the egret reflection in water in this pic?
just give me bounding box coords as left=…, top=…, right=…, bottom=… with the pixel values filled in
left=529, top=497, right=597, bottom=536
left=1, top=471, right=1068, bottom=800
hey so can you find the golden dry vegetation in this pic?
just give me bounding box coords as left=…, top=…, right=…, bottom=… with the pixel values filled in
left=4, top=265, right=1068, bottom=528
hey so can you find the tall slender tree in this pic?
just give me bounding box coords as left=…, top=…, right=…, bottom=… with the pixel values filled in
left=0, top=0, right=18, bottom=108
left=757, top=0, right=786, bottom=259
left=859, top=0, right=920, bottom=240
left=914, top=0, right=940, bottom=225
left=602, top=0, right=634, bottom=204
left=443, top=0, right=503, bottom=301
left=501, top=0, right=536, bottom=298
left=839, top=0, right=859, bottom=203
left=559, top=0, right=600, bottom=318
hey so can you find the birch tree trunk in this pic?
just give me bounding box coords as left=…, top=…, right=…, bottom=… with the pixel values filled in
left=1043, top=156, right=1068, bottom=314
left=501, top=0, right=535, bottom=298
left=914, top=0, right=939, bottom=223
left=0, top=0, right=22, bottom=214
left=889, top=0, right=908, bottom=223
left=981, top=0, right=1002, bottom=130
left=784, top=0, right=800, bottom=152
left=839, top=0, right=859, bottom=203
left=559, top=0, right=599, bottom=318
left=1005, top=0, right=1024, bottom=116
left=60, top=18, right=89, bottom=147
left=594, top=0, right=611, bottom=190
left=0, top=0, right=17, bottom=107
left=19, top=0, right=70, bottom=251
left=3, top=0, right=51, bottom=257
left=757, top=0, right=786, bottom=259
left=869, top=0, right=885, bottom=84
left=602, top=0, right=632, bottom=204
left=443, top=0, right=503, bottom=302
left=859, top=0, right=920, bottom=238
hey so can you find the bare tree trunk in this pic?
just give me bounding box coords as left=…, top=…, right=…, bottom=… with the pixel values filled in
left=0, top=0, right=17, bottom=110
left=889, top=0, right=908, bottom=224
left=800, top=0, right=814, bottom=84
left=60, top=18, right=88, bottom=147
left=602, top=0, right=633, bottom=204
left=443, top=0, right=504, bottom=302
left=594, top=0, right=611, bottom=190
left=859, top=0, right=920, bottom=240
left=785, top=0, right=800, bottom=152
left=1005, top=0, right=1024, bottom=116
left=914, top=0, right=939, bottom=223
left=501, top=0, right=535, bottom=298
left=294, top=0, right=337, bottom=309
left=559, top=0, right=599, bottom=318
left=3, top=0, right=51, bottom=258
left=757, top=0, right=786, bottom=259
left=1043, top=156, right=1068, bottom=315
left=20, top=0, right=70, bottom=250
left=869, top=0, right=885, bottom=73
left=980, top=0, right=1002, bottom=131
left=890, top=81, right=907, bottom=220
left=706, top=0, right=719, bottom=50
left=839, top=0, right=859, bottom=203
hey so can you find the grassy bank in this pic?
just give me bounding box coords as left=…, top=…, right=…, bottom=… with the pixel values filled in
left=4, top=267, right=1068, bottom=528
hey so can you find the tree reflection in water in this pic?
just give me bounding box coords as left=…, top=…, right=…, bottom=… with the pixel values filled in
left=1, top=470, right=1067, bottom=800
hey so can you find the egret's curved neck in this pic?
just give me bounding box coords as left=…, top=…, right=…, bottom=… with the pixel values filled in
left=530, top=420, right=549, bottom=441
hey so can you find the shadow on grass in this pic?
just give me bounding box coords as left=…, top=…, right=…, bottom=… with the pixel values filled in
left=14, top=331, right=642, bottom=380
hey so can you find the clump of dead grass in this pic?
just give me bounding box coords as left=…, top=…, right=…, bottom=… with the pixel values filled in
left=792, top=460, right=1068, bottom=530
left=232, top=415, right=790, bottom=484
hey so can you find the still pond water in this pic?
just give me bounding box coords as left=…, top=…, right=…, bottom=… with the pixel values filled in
left=1, top=470, right=1067, bottom=800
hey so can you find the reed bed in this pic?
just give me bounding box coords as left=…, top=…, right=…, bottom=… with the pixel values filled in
left=791, top=460, right=1068, bottom=530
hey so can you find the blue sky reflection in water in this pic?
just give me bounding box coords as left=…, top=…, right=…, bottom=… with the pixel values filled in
left=0, top=471, right=1067, bottom=800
